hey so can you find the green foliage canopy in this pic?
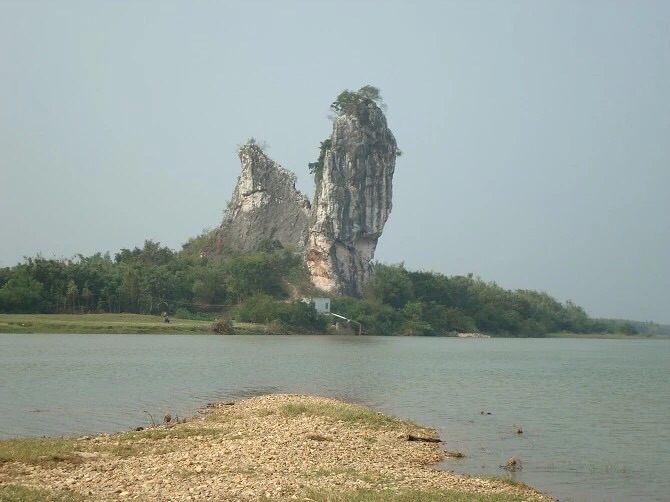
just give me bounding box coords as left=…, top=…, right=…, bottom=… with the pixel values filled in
left=0, top=241, right=649, bottom=337
left=330, top=85, right=385, bottom=117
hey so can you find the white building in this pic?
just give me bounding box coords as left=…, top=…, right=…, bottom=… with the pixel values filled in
left=311, top=297, right=331, bottom=314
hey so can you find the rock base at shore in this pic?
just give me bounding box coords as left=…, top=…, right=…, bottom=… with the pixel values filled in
left=0, top=394, right=550, bottom=501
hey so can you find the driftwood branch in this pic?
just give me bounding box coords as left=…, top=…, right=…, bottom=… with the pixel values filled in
left=407, top=434, right=442, bottom=443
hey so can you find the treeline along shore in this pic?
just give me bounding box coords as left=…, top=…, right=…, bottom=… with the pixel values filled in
left=1, top=240, right=665, bottom=337
left=0, top=394, right=552, bottom=501
left=0, top=313, right=663, bottom=339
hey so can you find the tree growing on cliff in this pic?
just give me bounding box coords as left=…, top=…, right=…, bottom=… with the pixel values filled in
left=314, top=86, right=400, bottom=178
left=310, top=86, right=392, bottom=177
left=330, top=85, right=386, bottom=117
left=308, top=138, right=332, bottom=175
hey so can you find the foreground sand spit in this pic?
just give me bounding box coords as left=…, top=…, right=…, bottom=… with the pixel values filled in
left=0, top=394, right=551, bottom=501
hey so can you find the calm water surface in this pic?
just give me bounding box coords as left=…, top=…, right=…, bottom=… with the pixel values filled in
left=1, top=334, right=668, bottom=502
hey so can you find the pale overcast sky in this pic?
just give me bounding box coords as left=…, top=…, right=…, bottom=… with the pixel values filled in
left=1, top=1, right=668, bottom=323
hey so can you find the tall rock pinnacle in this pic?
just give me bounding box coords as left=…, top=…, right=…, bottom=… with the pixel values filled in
left=305, top=100, right=397, bottom=295
left=208, top=141, right=310, bottom=254
left=207, top=87, right=397, bottom=297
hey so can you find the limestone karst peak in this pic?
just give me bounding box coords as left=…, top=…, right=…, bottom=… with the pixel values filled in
left=305, top=97, right=397, bottom=295
left=208, top=88, right=398, bottom=296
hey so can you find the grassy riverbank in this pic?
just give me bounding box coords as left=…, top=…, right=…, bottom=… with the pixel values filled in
left=5, top=314, right=661, bottom=339
left=0, top=395, right=551, bottom=502
left=0, top=313, right=270, bottom=335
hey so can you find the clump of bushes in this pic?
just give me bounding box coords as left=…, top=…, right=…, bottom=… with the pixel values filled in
left=263, top=320, right=288, bottom=336
left=209, top=318, right=234, bottom=334
left=236, top=295, right=328, bottom=333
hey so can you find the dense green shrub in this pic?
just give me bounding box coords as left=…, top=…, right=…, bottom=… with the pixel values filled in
left=237, top=295, right=328, bottom=333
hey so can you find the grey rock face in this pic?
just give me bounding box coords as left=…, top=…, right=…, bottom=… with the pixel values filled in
left=305, top=103, right=397, bottom=295
left=209, top=142, right=310, bottom=254
left=208, top=103, right=396, bottom=297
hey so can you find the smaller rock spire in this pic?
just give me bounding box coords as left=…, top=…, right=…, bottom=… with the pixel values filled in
left=208, top=140, right=310, bottom=255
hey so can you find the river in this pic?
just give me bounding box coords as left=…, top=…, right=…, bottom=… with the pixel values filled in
left=1, top=334, right=668, bottom=501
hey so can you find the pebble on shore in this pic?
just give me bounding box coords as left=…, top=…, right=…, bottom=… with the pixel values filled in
left=0, top=394, right=551, bottom=501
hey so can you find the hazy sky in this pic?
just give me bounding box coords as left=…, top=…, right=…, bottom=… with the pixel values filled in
left=1, top=1, right=668, bottom=323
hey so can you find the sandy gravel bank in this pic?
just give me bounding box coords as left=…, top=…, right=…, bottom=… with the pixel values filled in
left=0, top=394, right=551, bottom=501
